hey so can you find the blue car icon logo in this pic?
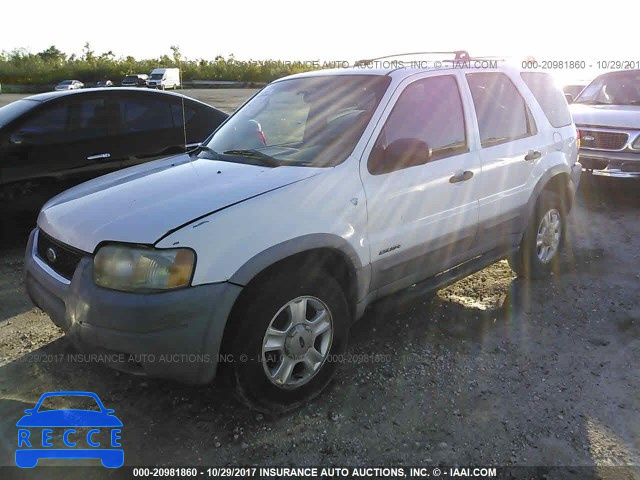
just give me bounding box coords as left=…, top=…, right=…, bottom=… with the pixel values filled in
left=16, top=391, right=123, bottom=468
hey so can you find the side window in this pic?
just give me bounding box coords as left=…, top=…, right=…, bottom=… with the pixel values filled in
left=466, top=73, right=535, bottom=147
left=120, top=97, right=173, bottom=133
left=15, top=104, right=70, bottom=135
left=67, top=98, right=109, bottom=141
left=521, top=72, right=572, bottom=127
left=368, top=75, right=467, bottom=175
left=171, top=103, right=197, bottom=128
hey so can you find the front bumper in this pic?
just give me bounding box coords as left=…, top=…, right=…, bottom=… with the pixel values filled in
left=571, top=161, right=582, bottom=193
left=579, top=149, right=640, bottom=178
left=24, top=229, right=242, bottom=384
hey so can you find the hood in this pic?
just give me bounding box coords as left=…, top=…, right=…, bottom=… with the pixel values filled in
left=38, top=154, right=321, bottom=253
left=570, top=103, right=640, bottom=129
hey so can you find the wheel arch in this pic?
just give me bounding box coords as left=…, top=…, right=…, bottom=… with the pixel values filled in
left=218, top=235, right=366, bottom=370
left=229, top=234, right=367, bottom=320
left=526, top=165, right=576, bottom=222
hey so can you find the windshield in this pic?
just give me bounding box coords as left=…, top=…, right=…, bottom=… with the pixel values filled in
left=204, top=75, right=391, bottom=168
left=575, top=71, right=640, bottom=105
left=59, top=80, right=72, bottom=85
left=0, top=99, right=38, bottom=128
left=150, top=73, right=164, bottom=80
left=124, top=76, right=137, bottom=81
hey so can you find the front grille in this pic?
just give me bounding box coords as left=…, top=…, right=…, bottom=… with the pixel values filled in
left=580, top=129, right=629, bottom=151
left=36, top=231, right=84, bottom=280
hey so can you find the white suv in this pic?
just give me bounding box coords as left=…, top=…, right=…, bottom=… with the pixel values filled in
left=25, top=54, right=581, bottom=412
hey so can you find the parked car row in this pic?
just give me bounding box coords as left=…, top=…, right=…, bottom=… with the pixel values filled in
left=0, top=88, right=228, bottom=211
left=54, top=68, right=181, bottom=92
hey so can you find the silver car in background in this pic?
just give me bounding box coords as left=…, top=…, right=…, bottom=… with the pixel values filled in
left=54, top=80, right=84, bottom=91
left=570, top=70, right=640, bottom=178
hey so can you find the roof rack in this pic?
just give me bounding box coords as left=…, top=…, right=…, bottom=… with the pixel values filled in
left=354, top=50, right=470, bottom=67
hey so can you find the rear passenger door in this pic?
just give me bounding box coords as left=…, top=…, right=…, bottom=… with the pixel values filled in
left=464, top=72, right=540, bottom=249
left=360, top=73, right=481, bottom=294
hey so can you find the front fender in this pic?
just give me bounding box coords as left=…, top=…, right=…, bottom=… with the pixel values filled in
left=155, top=165, right=370, bottom=296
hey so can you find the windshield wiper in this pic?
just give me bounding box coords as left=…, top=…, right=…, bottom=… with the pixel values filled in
left=190, top=144, right=219, bottom=158
left=575, top=100, right=609, bottom=105
left=222, top=149, right=281, bottom=167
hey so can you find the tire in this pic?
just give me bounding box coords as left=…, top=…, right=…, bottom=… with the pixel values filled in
left=224, top=268, right=349, bottom=413
left=509, top=191, right=566, bottom=279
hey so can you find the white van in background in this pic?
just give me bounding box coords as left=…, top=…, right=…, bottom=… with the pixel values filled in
left=146, top=68, right=181, bottom=89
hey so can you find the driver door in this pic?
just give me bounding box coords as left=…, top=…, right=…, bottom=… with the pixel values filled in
left=360, top=72, right=481, bottom=294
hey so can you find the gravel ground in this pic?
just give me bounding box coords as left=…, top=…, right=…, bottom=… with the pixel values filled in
left=0, top=90, right=638, bottom=478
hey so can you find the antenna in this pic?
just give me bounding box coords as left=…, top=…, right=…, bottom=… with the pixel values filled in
left=176, top=55, right=187, bottom=153
left=182, top=95, right=187, bottom=154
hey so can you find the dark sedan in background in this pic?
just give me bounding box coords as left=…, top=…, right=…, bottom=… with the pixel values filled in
left=0, top=88, right=228, bottom=211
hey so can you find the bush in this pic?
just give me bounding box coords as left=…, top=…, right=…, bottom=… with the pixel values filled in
left=0, top=46, right=326, bottom=86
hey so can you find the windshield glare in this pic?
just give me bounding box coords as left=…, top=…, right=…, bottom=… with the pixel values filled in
left=576, top=71, right=640, bottom=105
left=205, top=75, right=391, bottom=167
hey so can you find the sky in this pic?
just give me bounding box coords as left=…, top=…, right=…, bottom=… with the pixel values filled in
left=2, top=0, right=638, bottom=83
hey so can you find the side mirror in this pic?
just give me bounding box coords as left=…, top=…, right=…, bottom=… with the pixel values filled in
left=369, top=138, right=432, bottom=175
left=564, top=93, right=574, bottom=104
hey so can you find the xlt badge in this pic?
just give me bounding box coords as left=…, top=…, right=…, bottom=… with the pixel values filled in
left=378, top=245, right=401, bottom=256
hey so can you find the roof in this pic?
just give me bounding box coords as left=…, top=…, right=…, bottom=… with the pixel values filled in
left=276, top=60, right=519, bottom=84
left=25, top=87, right=202, bottom=104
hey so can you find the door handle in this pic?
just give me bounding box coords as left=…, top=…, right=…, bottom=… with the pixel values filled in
left=524, top=150, right=541, bottom=161
left=87, top=153, right=111, bottom=161
left=449, top=170, right=474, bottom=184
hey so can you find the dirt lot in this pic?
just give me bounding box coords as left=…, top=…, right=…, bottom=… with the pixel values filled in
left=0, top=90, right=639, bottom=478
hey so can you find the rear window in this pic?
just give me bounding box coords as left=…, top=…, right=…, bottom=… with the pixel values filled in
left=521, top=72, right=572, bottom=128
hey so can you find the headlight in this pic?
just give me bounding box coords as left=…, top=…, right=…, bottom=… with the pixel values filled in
left=632, top=135, right=640, bottom=149
left=94, top=245, right=195, bottom=292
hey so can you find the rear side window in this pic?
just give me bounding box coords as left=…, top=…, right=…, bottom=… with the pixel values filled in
left=521, top=72, right=572, bottom=127
left=120, top=97, right=173, bottom=132
left=171, top=103, right=197, bottom=127
left=467, top=73, right=535, bottom=147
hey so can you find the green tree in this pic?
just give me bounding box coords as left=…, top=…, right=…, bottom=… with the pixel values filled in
left=82, top=42, right=94, bottom=62
left=37, top=46, right=66, bottom=64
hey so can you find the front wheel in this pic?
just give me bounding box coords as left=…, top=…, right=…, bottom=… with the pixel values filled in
left=224, top=269, right=349, bottom=413
left=509, top=191, right=566, bottom=279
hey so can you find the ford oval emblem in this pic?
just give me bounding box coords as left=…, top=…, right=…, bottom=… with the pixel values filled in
left=46, top=247, right=57, bottom=263
left=583, top=135, right=595, bottom=142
